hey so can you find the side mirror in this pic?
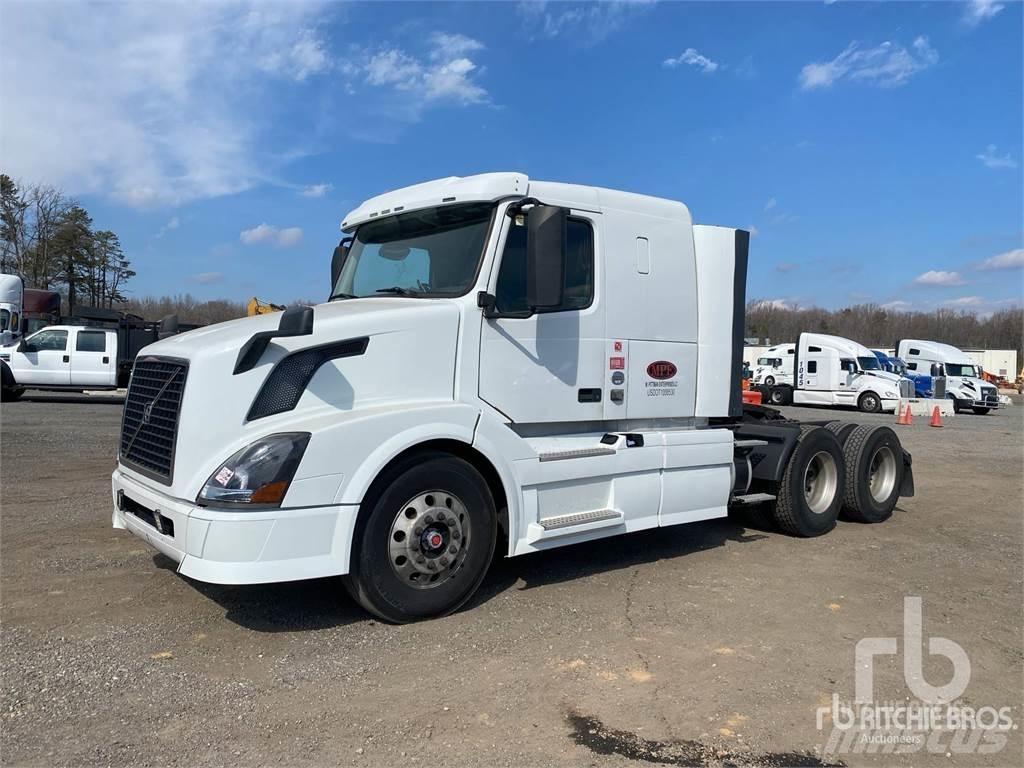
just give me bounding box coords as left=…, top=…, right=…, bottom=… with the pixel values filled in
left=526, top=205, right=566, bottom=310
left=331, top=237, right=352, bottom=290
left=17, top=338, right=27, bottom=353
left=158, top=314, right=179, bottom=339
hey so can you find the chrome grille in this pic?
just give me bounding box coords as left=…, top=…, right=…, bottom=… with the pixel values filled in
left=981, top=386, right=998, bottom=406
left=899, top=379, right=915, bottom=399
left=119, top=357, right=188, bottom=483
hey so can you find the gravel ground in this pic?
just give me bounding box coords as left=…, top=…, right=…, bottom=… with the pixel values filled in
left=1, top=393, right=1022, bottom=767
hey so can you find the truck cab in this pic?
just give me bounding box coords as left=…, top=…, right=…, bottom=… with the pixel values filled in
left=109, top=173, right=914, bottom=623
left=763, top=332, right=910, bottom=413
left=751, top=343, right=794, bottom=386
left=870, top=349, right=932, bottom=398
left=1, top=325, right=119, bottom=399
left=0, top=273, right=24, bottom=347
left=897, top=339, right=999, bottom=414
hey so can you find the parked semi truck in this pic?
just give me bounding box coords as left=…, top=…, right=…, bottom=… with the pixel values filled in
left=0, top=273, right=23, bottom=346
left=1, top=308, right=183, bottom=400
left=897, top=339, right=999, bottom=414
left=759, top=332, right=913, bottom=413
left=870, top=349, right=933, bottom=398
left=751, top=343, right=794, bottom=386
left=110, top=173, right=914, bottom=623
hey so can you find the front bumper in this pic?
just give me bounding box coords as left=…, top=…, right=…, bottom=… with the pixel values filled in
left=954, top=396, right=1000, bottom=409
left=112, top=468, right=359, bottom=584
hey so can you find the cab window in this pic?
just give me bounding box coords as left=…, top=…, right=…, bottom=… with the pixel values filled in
left=495, top=217, right=595, bottom=313
left=24, top=329, right=68, bottom=352
left=76, top=331, right=107, bottom=352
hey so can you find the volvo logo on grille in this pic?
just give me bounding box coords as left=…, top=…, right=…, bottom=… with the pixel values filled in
left=142, top=401, right=154, bottom=425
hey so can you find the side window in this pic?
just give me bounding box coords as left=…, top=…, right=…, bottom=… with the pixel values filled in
left=76, top=331, right=107, bottom=352
left=808, top=345, right=822, bottom=352
left=495, top=217, right=595, bottom=313
left=907, top=362, right=917, bottom=371
left=908, top=348, right=920, bottom=356
left=24, top=329, right=68, bottom=352
left=807, top=361, right=818, bottom=373
left=840, top=358, right=856, bottom=373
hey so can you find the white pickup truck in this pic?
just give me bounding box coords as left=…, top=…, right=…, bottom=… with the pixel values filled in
left=110, top=173, right=915, bottom=623
left=0, top=325, right=120, bottom=400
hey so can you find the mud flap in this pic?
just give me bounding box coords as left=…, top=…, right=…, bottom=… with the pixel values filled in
left=900, top=450, right=915, bottom=497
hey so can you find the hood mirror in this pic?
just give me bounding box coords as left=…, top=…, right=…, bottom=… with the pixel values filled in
left=331, top=237, right=353, bottom=290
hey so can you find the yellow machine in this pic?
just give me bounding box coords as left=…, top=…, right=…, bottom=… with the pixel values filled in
left=246, top=297, right=285, bottom=316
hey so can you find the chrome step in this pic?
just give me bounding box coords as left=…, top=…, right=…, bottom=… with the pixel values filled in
left=539, top=508, right=621, bottom=530
left=734, top=439, right=768, bottom=449
left=537, top=446, right=617, bottom=462
left=730, top=492, right=776, bottom=505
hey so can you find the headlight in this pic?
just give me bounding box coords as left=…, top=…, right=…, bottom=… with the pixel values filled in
left=197, top=433, right=310, bottom=507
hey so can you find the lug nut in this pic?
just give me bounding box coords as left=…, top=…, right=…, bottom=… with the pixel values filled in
left=416, top=556, right=425, bottom=564
left=424, top=514, right=434, bottom=524
left=440, top=557, right=449, bottom=566
left=448, top=545, right=457, bottom=554
left=427, top=561, right=436, bottom=571
left=452, top=530, right=461, bottom=540
left=414, top=526, right=423, bottom=536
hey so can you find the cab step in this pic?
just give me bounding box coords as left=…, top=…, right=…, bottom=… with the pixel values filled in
left=537, top=446, right=617, bottom=462
left=539, top=508, right=621, bottom=530
left=730, top=492, right=776, bottom=505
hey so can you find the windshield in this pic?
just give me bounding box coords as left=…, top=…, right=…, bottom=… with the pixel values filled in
left=945, top=363, right=978, bottom=377
left=756, top=357, right=771, bottom=366
left=857, top=356, right=881, bottom=371
left=332, top=203, right=494, bottom=299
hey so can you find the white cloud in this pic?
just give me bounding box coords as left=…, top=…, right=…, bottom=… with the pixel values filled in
left=799, top=36, right=938, bottom=90
left=1, top=2, right=335, bottom=208
left=943, top=296, right=985, bottom=307
left=301, top=183, right=333, bottom=198
left=752, top=298, right=795, bottom=310
left=977, top=248, right=1024, bottom=270
left=747, top=225, right=759, bottom=237
left=155, top=216, right=180, bottom=238
left=346, top=32, right=489, bottom=109
left=764, top=197, right=777, bottom=212
left=975, top=144, right=1018, bottom=169
left=913, top=270, right=965, bottom=286
left=881, top=300, right=911, bottom=310
left=190, top=271, right=224, bottom=285
left=518, top=1, right=652, bottom=45
left=963, top=0, right=1004, bottom=27
left=663, top=48, right=719, bottom=74
left=240, top=223, right=304, bottom=248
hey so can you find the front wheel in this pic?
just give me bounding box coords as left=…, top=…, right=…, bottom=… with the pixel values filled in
left=343, top=452, right=497, bottom=623
left=972, top=407, right=991, bottom=415
left=763, top=375, right=776, bottom=387
left=858, top=392, right=881, bottom=413
left=1, top=386, right=24, bottom=402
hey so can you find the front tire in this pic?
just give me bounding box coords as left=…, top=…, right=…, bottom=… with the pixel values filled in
left=858, top=392, right=881, bottom=413
left=1, top=386, right=24, bottom=402
left=839, top=425, right=903, bottom=523
left=972, top=407, right=991, bottom=415
left=343, top=452, right=497, bottom=623
left=764, top=375, right=776, bottom=387
left=772, top=426, right=845, bottom=537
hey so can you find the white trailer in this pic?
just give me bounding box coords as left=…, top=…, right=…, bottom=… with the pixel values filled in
left=760, top=332, right=912, bottom=413
left=109, top=173, right=915, bottom=623
left=897, top=339, right=1000, bottom=414
left=751, top=343, right=795, bottom=386
left=963, top=348, right=1018, bottom=383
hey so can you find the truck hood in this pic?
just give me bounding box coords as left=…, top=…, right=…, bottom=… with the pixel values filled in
left=121, top=298, right=462, bottom=499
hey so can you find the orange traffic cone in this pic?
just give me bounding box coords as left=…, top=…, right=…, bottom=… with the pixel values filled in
left=896, top=403, right=913, bottom=426
left=929, top=405, right=943, bottom=428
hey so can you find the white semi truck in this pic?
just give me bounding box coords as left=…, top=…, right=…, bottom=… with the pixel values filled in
left=760, top=332, right=912, bottom=413
left=751, top=343, right=795, bottom=386
left=0, top=273, right=23, bottom=347
left=897, top=339, right=999, bottom=415
left=110, top=173, right=915, bottom=623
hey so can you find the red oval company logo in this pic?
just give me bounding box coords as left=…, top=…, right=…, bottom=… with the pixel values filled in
left=647, top=361, right=677, bottom=380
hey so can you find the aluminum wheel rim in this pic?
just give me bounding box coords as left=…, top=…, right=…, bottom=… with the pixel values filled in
left=803, top=450, right=838, bottom=514
left=388, top=491, right=470, bottom=589
left=863, top=395, right=878, bottom=411
left=868, top=446, right=896, bottom=503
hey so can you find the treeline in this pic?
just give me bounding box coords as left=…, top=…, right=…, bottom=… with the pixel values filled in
left=746, top=302, right=1024, bottom=363
left=0, top=174, right=134, bottom=312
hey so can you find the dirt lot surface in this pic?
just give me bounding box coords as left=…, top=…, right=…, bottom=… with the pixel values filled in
left=2, top=394, right=1022, bottom=767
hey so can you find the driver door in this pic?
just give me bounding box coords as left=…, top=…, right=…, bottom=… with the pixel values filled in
left=12, top=328, right=71, bottom=385
left=479, top=210, right=604, bottom=424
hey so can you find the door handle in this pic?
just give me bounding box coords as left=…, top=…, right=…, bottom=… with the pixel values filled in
left=63, top=355, right=70, bottom=363
left=577, top=388, right=602, bottom=403
left=103, top=356, right=109, bottom=364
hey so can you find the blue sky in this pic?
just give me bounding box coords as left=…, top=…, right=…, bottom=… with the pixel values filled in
left=3, top=0, right=1022, bottom=313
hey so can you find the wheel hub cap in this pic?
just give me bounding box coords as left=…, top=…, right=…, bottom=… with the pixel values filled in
left=389, top=491, right=470, bottom=589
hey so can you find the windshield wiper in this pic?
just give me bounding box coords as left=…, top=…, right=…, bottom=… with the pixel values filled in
left=375, top=286, right=422, bottom=296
